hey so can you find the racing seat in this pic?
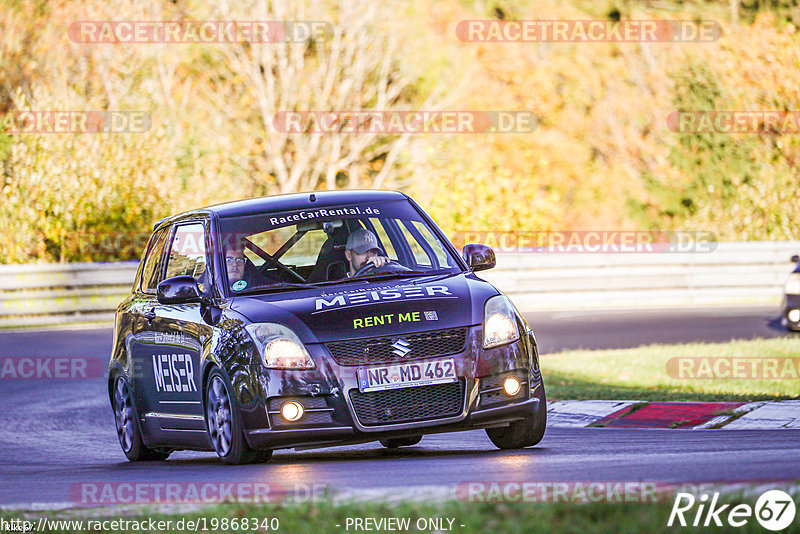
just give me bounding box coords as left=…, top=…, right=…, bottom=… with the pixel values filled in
left=306, top=227, right=348, bottom=282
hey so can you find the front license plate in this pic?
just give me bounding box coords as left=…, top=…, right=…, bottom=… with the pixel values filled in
left=357, top=358, right=457, bottom=393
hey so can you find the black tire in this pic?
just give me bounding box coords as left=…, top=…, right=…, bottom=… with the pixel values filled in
left=112, top=376, right=170, bottom=461
left=205, top=369, right=264, bottom=465
left=380, top=435, right=422, bottom=448
left=486, top=380, right=547, bottom=449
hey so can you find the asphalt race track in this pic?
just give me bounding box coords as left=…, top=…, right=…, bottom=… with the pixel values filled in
left=1, top=305, right=798, bottom=507
left=526, top=305, right=787, bottom=353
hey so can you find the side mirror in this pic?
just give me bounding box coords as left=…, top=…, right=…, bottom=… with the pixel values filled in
left=157, top=275, right=202, bottom=304
left=462, top=243, right=496, bottom=272
left=792, top=255, right=799, bottom=263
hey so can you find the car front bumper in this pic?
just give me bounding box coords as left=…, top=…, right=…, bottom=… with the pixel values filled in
left=246, top=395, right=541, bottom=450
left=238, top=327, right=542, bottom=451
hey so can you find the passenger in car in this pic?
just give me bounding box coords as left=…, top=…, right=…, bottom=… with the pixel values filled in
left=224, top=246, right=273, bottom=291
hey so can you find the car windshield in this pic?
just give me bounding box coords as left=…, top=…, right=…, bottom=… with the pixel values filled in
left=217, top=199, right=462, bottom=294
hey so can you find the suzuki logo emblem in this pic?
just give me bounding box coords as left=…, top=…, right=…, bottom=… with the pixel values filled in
left=390, top=339, right=411, bottom=358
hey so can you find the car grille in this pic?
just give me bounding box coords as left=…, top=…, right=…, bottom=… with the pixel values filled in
left=326, top=328, right=468, bottom=366
left=349, top=381, right=464, bottom=426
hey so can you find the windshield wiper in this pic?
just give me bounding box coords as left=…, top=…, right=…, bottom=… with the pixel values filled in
left=312, top=276, right=366, bottom=287
left=284, top=270, right=455, bottom=288
left=412, top=270, right=461, bottom=284
left=234, top=282, right=316, bottom=295
left=309, top=271, right=431, bottom=287
left=356, top=270, right=444, bottom=282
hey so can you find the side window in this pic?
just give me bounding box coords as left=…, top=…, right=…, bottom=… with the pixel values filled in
left=141, top=228, right=169, bottom=294
left=164, top=223, right=208, bottom=292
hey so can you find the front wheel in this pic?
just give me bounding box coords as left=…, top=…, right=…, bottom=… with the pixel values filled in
left=486, top=380, right=547, bottom=449
left=112, top=376, right=170, bottom=461
left=205, top=369, right=269, bottom=465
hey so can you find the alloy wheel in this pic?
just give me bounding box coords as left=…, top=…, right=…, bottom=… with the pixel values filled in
left=113, top=378, right=135, bottom=453
left=207, top=376, right=233, bottom=456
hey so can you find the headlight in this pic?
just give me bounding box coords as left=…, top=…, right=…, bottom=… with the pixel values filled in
left=245, top=323, right=315, bottom=369
left=483, top=295, right=521, bottom=349
left=786, top=273, right=800, bottom=295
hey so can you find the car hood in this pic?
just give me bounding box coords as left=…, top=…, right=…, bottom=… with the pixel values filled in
left=228, top=273, right=498, bottom=343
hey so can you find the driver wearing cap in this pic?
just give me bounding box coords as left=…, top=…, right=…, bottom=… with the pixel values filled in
left=345, top=228, right=389, bottom=277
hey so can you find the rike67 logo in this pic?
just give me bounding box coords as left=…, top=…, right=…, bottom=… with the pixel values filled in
left=668, top=489, right=797, bottom=531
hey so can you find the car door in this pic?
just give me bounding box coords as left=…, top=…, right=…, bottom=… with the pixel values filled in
left=129, top=226, right=170, bottom=422
left=145, top=221, right=212, bottom=434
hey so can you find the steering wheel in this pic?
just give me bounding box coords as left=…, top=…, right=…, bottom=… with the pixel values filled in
left=352, top=259, right=408, bottom=277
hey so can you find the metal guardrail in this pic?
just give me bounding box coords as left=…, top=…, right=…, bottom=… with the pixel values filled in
left=0, top=242, right=798, bottom=328
left=0, top=262, right=139, bottom=327
left=481, top=241, right=800, bottom=311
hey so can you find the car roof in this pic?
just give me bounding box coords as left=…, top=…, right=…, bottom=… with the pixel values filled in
left=154, top=190, right=409, bottom=229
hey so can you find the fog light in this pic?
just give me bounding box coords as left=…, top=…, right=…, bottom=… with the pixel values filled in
left=789, top=309, right=800, bottom=323
left=280, top=401, right=304, bottom=422
left=503, top=376, right=521, bottom=396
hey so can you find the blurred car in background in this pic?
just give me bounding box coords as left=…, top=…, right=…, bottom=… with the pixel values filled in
left=783, top=254, right=800, bottom=331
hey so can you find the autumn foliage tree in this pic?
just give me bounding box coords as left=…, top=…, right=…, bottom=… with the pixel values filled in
left=1, top=0, right=799, bottom=263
